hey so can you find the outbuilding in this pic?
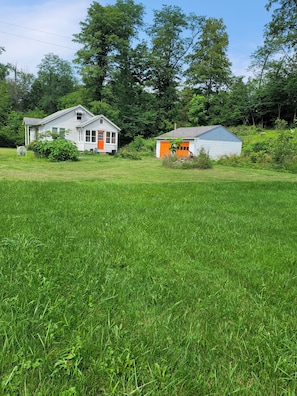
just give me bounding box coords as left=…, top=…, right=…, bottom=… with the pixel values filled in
left=156, top=125, right=242, bottom=159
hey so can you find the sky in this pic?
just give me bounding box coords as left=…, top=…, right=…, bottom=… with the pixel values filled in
left=0, top=0, right=273, bottom=79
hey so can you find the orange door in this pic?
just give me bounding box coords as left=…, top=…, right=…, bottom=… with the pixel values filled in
left=97, top=130, right=104, bottom=150
left=160, top=141, right=171, bottom=158
left=176, top=142, right=189, bottom=157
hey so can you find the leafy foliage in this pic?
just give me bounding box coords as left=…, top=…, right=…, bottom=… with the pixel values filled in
left=29, top=139, right=79, bottom=162
left=1, top=2, right=297, bottom=145
left=162, top=148, right=213, bottom=169
left=185, top=17, right=232, bottom=96
left=30, top=53, right=77, bottom=114
left=218, top=127, right=297, bottom=173
left=115, top=135, right=155, bottom=159
left=0, top=111, right=25, bottom=147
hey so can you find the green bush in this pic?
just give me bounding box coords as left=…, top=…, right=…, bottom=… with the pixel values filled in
left=217, top=154, right=245, bottom=167
left=28, top=139, right=79, bottom=161
left=115, top=148, right=142, bottom=160
left=162, top=150, right=213, bottom=170
left=118, top=136, right=155, bottom=158
left=189, top=149, right=213, bottom=169
left=48, top=139, right=79, bottom=162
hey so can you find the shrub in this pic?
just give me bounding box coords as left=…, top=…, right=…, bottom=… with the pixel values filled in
left=28, top=139, right=79, bottom=161
left=272, top=130, right=296, bottom=166
left=217, top=154, right=245, bottom=167
left=47, top=139, right=79, bottom=162
left=115, top=148, right=142, bottom=160
left=128, top=135, right=146, bottom=152
left=119, top=136, right=155, bottom=157
left=190, top=149, right=213, bottom=169
left=162, top=150, right=213, bottom=170
left=274, top=118, right=288, bottom=130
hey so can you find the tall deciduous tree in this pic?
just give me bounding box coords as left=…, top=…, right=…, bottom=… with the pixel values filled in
left=147, top=5, right=203, bottom=131
left=185, top=17, right=232, bottom=96
left=73, top=0, right=144, bottom=102
left=30, top=53, right=76, bottom=114
left=110, top=42, right=158, bottom=140
left=6, top=65, right=34, bottom=112
left=265, top=0, right=297, bottom=49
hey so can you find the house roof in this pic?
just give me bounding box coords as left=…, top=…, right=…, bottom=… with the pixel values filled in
left=23, top=117, right=42, bottom=126
left=156, top=126, right=223, bottom=140
left=23, top=105, right=94, bottom=126
left=78, top=115, right=121, bottom=131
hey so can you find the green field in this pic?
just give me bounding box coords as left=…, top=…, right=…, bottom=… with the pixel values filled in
left=1, top=149, right=297, bottom=395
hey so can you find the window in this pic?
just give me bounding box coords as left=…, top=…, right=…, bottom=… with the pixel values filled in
left=106, top=132, right=116, bottom=144
left=76, top=111, right=83, bottom=120
left=52, top=127, right=65, bottom=138
left=98, top=130, right=104, bottom=141
left=86, top=130, right=96, bottom=142
left=100, top=118, right=103, bottom=124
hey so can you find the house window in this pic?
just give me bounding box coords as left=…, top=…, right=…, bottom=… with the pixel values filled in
left=86, top=130, right=96, bottom=142
left=76, top=111, right=83, bottom=121
left=106, top=132, right=116, bottom=144
left=52, top=127, right=66, bottom=138
left=100, top=118, right=103, bottom=124
left=98, top=130, right=104, bottom=141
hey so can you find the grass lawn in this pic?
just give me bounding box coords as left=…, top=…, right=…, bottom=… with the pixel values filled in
left=1, top=149, right=297, bottom=395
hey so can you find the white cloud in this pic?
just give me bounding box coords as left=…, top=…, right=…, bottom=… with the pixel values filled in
left=0, top=0, right=90, bottom=75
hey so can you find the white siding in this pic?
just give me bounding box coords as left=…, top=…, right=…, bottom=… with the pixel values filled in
left=82, top=118, right=118, bottom=153
left=194, top=139, right=242, bottom=159
left=156, top=140, right=161, bottom=158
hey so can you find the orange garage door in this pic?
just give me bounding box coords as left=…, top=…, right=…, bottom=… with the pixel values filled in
left=176, top=142, right=189, bottom=157
left=160, top=141, right=172, bottom=158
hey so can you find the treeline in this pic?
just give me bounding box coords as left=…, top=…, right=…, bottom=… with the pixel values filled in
left=0, top=0, right=296, bottom=147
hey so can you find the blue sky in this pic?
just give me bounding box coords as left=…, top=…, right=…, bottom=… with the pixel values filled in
left=0, top=0, right=273, bottom=78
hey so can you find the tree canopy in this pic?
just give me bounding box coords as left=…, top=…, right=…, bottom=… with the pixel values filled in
left=0, top=0, right=297, bottom=147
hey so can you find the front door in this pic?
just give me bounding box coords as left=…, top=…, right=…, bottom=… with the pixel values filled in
left=97, top=130, right=104, bottom=150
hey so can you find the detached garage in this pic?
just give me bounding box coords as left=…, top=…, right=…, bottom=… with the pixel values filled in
left=156, top=125, right=242, bottom=159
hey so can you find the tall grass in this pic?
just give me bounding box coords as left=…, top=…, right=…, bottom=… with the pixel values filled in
left=1, top=177, right=297, bottom=395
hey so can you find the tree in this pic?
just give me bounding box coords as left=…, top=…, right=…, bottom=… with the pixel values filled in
left=30, top=53, right=76, bottom=114
left=185, top=17, right=232, bottom=97
left=109, top=42, right=158, bottom=140
left=0, top=111, right=25, bottom=147
left=265, top=0, right=297, bottom=49
left=73, top=0, right=144, bottom=102
left=147, top=5, right=203, bottom=132
left=6, top=65, right=34, bottom=112
left=188, top=94, right=208, bottom=125
left=0, top=46, right=8, bottom=81
left=224, top=77, right=250, bottom=125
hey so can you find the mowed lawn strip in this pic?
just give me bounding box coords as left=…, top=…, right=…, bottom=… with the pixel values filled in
left=1, top=179, right=297, bottom=395
left=1, top=147, right=297, bottom=183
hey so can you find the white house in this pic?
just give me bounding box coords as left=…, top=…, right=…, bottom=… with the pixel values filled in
left=156, top=125, right=242, bottom=159
left=23, top=105, right=121, bottom=154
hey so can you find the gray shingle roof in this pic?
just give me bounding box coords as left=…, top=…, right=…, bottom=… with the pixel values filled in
left=156, top=126, right=222, bottom=139
left=23, top=105, right=94, bottom=126
left=23, top=117, right=42, bottom=126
